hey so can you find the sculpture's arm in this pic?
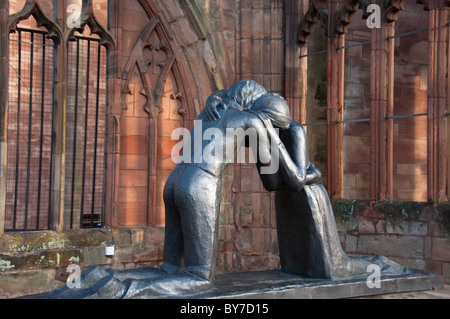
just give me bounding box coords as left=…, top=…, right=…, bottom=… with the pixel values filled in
left=256, top=161, right=283, bottom=191
left=257, top=156, right=322, bottom=192
left=284, top=124, right=323, bottom=186
left=258, top=118, right=310, bottom=192
left=203, top=90, right=228, bottom=122
left=249, top=116, right=275, bottom=168
left=306, top=163, right=322, bottom=186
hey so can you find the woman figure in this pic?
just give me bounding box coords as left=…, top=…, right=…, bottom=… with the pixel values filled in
left=247, top=93, right=405, bottom=279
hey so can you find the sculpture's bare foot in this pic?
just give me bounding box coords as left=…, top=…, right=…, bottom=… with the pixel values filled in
left=369, top=255, right=408, bottom=275
left=331, top=255, right=407, bottom=280
left=121, top=271, right=213, bottom=299
left=69, top=270, right=213, bottom=299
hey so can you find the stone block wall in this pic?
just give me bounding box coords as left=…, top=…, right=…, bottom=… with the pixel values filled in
left=3, top=200, right=450, bottom=298
left=0, top=226, right=165, bottom=298
left=334, top=199, right=450, bottom=283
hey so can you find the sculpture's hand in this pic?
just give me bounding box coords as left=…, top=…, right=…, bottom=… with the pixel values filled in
left=306, top=163, right=322, bottom=186
left=258, top=114, right=283, bottom=148
left=204, top=94, right=227, bottom=122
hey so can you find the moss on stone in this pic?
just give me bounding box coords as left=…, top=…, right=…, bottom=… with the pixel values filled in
left=436, top=203, right=450, bottom=236
left=332, top=199, right=365, bottom=228
left=314, top=81, right=327, bottom=107
left=374, top=200, right=429, bottom=221
left=240, top=205, right=252, bottom=216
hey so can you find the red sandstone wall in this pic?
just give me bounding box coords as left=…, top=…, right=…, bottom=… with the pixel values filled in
left=343, top=10, right=372, bottom=200
left=306, top=2, right=430, bottom=202
left=392, top=2, right=429, bottom=202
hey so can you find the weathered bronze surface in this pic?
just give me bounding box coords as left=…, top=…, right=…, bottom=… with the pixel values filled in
left=47, top=81, right=410, bottom=299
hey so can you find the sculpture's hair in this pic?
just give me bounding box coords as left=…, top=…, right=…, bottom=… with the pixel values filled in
left=227, top=80, right=267, bottom=109
left=249, top=93, right=292, bottom=130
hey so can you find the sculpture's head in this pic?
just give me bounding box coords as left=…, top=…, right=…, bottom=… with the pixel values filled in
left=249, top=93, right=292, bottom=130
left=227, top=80, right=267, bottom=109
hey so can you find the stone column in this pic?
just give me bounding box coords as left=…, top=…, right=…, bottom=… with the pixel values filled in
left=427, top=0, right=449, bottom=203
left=326, top=0, right=345, bottom=199
left=0, top=0, right=9, bottom=235
left=285, top=0, right=308, bottom=124
left=448, top=3, right=450, bottom=201
left=236, top=0, right=253, bottom=81
left=326, top=33, right=345, bottom=199
left=104, top=0, right=122, bottom=228
left=369, top=22, right=396, bottom=202
left=147, top=115, right=158, bottom=227
left=49, top=0, right=68, bottom=231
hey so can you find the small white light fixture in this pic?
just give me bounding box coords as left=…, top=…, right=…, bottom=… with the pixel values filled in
left=99, top=225, right=115, bottom=258
left=105, top=245, right=115, bottom=257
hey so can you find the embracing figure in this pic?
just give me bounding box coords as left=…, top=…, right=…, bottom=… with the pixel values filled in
left=47, top=80, right=405, bottom=299
left=205, top=80, right=405, bottom=280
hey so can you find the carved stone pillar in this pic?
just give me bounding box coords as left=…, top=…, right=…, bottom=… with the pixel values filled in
left=426, top=0, right=449, bottom=203
left=147, top=115, right=158, bottom=227
left=357, top=0, right=403, bottom=202
left=326, top=33, right=345, bottom=199
left=368, top=0, right=403, bottom=202
left=0, top=0, right=9, bottom=235
left=104, top=0, right=122, bottom=228
left=285, top=0, right=308, bottom=124
left=326, top=0, right=352, bottom=199
left=50, top=0, right=68, bottom=232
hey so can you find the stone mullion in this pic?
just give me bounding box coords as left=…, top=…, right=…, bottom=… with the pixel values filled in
left=326, top=34, right=345, bottom=199
left=104, top=0, right=122, bottom=228
left=49, top=0, right=68, bottom=231
left=386, top=23, right=395, bottom=201
left=284, top=0, right=307, bottom=124
left=370, top=23, right=394, bottom=202
left=147, top=116, right=158, bottom=227
left=0, top=0, right=9, bottom=235
left=326, top=0, right=348, bottom=199
left=427, top=2, right=449, bottom=203
left=447, top=5, right=450, bottom=201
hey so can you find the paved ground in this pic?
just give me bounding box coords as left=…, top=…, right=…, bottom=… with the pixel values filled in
left=19, top=286, right=450, bottom=299
left=356, top=285, right=450, bottom=299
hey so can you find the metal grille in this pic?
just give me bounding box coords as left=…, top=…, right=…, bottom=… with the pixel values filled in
left=5, top=28, right=55, bottom=231
left=65, top=35, right=107, bottom=229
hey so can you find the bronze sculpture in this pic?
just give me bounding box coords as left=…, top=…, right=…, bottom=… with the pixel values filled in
left=47, top=80, right=405, bottom=299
